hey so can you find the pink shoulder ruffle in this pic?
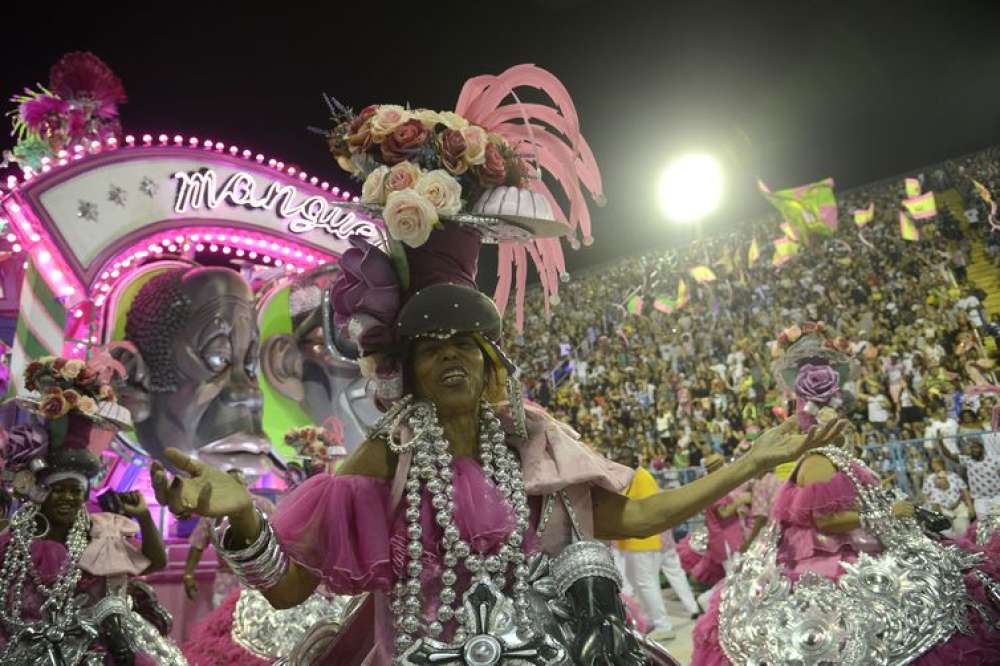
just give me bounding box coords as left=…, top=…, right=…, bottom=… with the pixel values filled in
left=0, top=531, right=70, bottom=582
left=273, top=473, right=395, bottom=596
left=504, top=404, right=633, bottom=495
left=79, top=512, right=150, bottom=577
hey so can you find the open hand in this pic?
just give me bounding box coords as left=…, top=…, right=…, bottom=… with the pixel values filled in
left=183, top=574, right=199, bottom=601
left=118, top=491, right=150, bottom=518
left=748, top=418, right=849, bottom=473
left=150, top=448, right=253, bottom=520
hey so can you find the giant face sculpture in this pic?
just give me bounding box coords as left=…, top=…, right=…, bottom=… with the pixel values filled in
left=260, top=274, right=379, bottom=451
left=114, top=267, right=269, bottom=469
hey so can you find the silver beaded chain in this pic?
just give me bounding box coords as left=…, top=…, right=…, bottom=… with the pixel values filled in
left=385, top=399, right=533, bottom=656
left=0, top=503, right=90, bottom=661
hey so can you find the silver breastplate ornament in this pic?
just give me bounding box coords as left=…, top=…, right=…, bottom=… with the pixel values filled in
left=718, top=446, right=996, bottom=666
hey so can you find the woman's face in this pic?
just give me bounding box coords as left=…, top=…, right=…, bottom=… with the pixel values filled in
left=40, top=479, right=86, bottom=528
left=411, top=334, right=487, bottom=416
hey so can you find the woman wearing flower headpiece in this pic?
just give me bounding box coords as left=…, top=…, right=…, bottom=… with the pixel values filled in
left=149, top=67, right=845, bottom=665
left=0, top=356, right=185, bottom=665
left=692, top=323, right=1000, bottom=666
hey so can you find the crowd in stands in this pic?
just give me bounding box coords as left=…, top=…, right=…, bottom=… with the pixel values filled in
left=506, top=147, right=1000, bottom=514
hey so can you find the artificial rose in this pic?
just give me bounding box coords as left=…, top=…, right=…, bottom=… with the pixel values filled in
left=412, top=109, right=442, bottom=128
left=801, top=321, right=825, bottom=335
left=98, top=384, right=116, bottom=402
left=794, top=363, right=840, bottom=405
left=782, top=324, right=803, bottom=345
left=438, top=130, right=468, bottom=175
left=383, top=189, right=438, bottom=248
left=370, top=105, right=409, bottom=141
left=381, top=119, right=430, bottom=165
left=479, top=142, right=508, bottom=186
left=52, top=358, right=67, bottom=371
left=3, top=423, right=49, bottom=471
left=60, top=359, right=85, bottom=380
left=415, top=170, right=462, bottom=216
left=39, top=392, right=70, bottom=420
left=349, top=105, right=377, bottom=135
left=75, top=367, right=99, bottom=386
left=77, top=396, right=98, bottom=416
left=460, top=125, right=487, bottom=166
left=62, top=389, right=81, bottom=407
left=436, top=111, right=469, bottom=131
left=386, top=161, right=422, bottom=193
left=330, top=238, right=401, bottom=356
left=24, top=361, right=42, bottom=392
left=361, top=165, right=390, bottom=205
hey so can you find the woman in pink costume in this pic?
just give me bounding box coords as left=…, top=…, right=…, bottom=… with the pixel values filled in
left=677, top=454, right=751, bottom=586
left=0, top=357, right=184, bottom=665
left=146, top=71, right=845, bottom=665
left=692, top=323, right=1000, bottom=665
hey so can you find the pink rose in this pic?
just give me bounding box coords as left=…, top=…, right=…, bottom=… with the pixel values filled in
left=380, top=119, right=429, bottom=165
left=479, top=143, right=507, bottom=186
left=438, top=129, right=468, bottom=175
left=39, top=392, right=69, bottom=420
left=385, top=162, right=422, bottom=193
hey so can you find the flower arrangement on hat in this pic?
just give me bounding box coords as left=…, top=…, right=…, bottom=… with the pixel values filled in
left=6, top=52, right=126, bottom=171
left=23, top=355, right=120, bottom=422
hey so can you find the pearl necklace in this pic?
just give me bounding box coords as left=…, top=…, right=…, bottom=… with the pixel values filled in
left=385, top=399, right=533, bottom=655
left=0, top=504, right=90, bottom=660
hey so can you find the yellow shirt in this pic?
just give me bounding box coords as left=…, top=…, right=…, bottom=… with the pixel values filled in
left=616, top=467, right=662, bottom=552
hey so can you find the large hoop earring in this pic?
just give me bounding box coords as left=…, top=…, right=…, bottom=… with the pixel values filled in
left=33, top=513, right=50, bottom=540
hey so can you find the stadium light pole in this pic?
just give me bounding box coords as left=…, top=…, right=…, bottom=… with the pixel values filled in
left=657, top=153, right=724, bottom=223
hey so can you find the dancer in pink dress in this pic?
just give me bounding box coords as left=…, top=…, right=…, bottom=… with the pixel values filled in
left=692, top=323, right=1000, bottom=665
left=145, top=68, right=846, bottom=664
left=677, top=454, right=751, bottom=586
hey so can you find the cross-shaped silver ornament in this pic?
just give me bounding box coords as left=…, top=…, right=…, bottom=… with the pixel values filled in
left=76, top=200, right=99, bottom=222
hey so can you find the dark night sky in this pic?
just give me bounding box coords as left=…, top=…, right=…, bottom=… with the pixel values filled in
left=3, top=1, right=1000, bottom=286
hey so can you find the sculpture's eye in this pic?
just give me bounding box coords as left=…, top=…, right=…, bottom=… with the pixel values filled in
left=202, top=336, right=233, bottom=374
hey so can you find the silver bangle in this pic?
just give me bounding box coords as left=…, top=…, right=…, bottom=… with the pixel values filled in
left=212, top=509, right=289, bottom=591
left=549, top=540, right=623, bottom=596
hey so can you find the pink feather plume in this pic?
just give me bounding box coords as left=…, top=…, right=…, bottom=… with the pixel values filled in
left=455, top=64, right=603, bottom=330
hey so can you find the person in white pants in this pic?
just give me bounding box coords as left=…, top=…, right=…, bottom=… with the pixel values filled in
left=659, top=529, right=701, bottom=618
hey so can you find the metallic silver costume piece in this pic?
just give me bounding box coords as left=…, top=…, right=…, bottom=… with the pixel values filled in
left=718, top=446, right=993, bottom=666
left=231, top=588, right=354, bottom=660
left=212, top=507, right=289, bottom=590
left=549, top=540, right=623, bottom=596
left=685, top=523, right=709, bottom=556
left=977, top=511, right=1000, bottom=546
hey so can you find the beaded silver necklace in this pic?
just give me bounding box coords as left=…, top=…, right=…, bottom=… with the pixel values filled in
left=0, top=503, right=91, bottom=661
left=383, top=398, right=533, bottom=655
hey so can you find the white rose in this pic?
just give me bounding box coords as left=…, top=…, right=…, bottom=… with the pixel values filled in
left=370, top=105, right=410, bottom=140
left=415, top=170, right=462, bottom=216
left=437, top=111, right=469, bottom=130
left=412, top=108, right=443, bottom=128
left=461, top=126, right=487, bottom=166
left=383, top=189, right=438, bottom=248
left=361, top=165, right=390, bottom=204
left=60, top=359, right=85, bottom=381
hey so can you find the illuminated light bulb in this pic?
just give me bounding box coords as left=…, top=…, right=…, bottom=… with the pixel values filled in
left=62, top=286, right=75, bottom=296
left=51, top=270, right=63, bottom=281
left=229, top=146, right=238, bottom=155
left=248, top=251, right=258, bottom=259
left=310, top=177, right=319, bottom=185
left=58, top=159, right=67, bottom=166
left=353, top=196, right=360, bottom=203
left=174, top=135, right=183, bottom=144
left=306, top=255, right=315, bottom=263
left=12, top=244, right=22, bottom=253
left=294, top=250, right=303, bottom=258
left=282, top=247, right=290, bottom=255
left=41, top=165, right=51, bottom=173
left=126, top=135, right=136, bottom=145
left=196, top=244, right=205, bottom=252
left=40, top=156, right=51, bottom=165
left=297, top=268, right=304, bottom=274
left=262, top=255, right=271, bottom=264
left=7, top=177, right=17, bottom=188
left=214, top=142, right=224, bottom=151
left=137, top=251, right=149, bottom=258
left=275, top=259, right=283, bottom=267
left=318, top=259, right=327, bottom=266
left=38, top=251, right=51, bottom=264
left=209, top=244, right=219, bottom=252
left=276, top=162, right=284, bottom=170
left=235, top=249, right=245, bottom=257
left=204, top=233, right=214, bottom=241
left=11, top=203, right=21, bottom=213
left=255, top=154, right=264, bottom=162
left=242, top=149, right=251, bottom=158
left=189, top=137, right=199, bottom=146
left=191, top=234, right=200, bottom=241
left=222, top=246, right=231, bottom=255
left=29, top=234, right=40, bottom=242
left=107, top=136, right=118, bottom=145
left=288, top=167, right=297, bottom=176
left=142, top=134, right=153, bottom=145
left=74, top=309, right=84, bottom=318
left=270, top=243, right=278, bottom=251
left=321, top=182, right=329, bottom=190
left=90, top=140, right=101, bottom=150
left=299, top=172, right=307, bottom=181
left=175, top=235, right=184, bottom=243
left=331, top=187, right=340, bottom=195
left=258, top=239, right=267, bottom=247
left=158, top=134, right=168, bottom=143
left=183, top=244, right=191, bottom=251
left=5, top=233, right=15, bottom=242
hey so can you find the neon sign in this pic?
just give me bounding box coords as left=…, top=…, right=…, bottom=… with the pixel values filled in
left=172, top=169, right=379, bottom=240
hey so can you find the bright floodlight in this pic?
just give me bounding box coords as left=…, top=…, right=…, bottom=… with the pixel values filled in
left=657, top=154, right=723, bottom=222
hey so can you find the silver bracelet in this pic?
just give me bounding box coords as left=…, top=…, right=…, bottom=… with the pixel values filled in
left=549, top=540, right=623, bottom=596
left=212, top=509, right=289, bottom=591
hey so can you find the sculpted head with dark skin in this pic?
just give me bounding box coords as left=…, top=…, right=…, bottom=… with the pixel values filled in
left=116, top=267, right=264, bottom=463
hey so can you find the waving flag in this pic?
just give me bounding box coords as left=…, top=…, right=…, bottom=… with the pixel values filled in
left=902, top=192, right=937, bottom=220
left=971, top=178, right=999, bottom=230
left=780, top=222, right=799, bottom=241
left=899, top=210, right=920, bottom=241
left=759, top=177, right=838, bottom=241
left=676, top=279, right=689, bottom=308
left=653, top=278, right=691, bottom=314
left=904, top=177, right=922, bottom=198
left=689, top=265, right=717, bottom=284
left=626, top=295, right=644, bottom=315
left=748, top=238, right=760, bottom=266
left=853, top=202, right=875, bottom=226
left=772, top=237, right=800, bottom=267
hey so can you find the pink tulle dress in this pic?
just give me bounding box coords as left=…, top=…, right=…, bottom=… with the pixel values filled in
left=691, top=462, right=1000, bottom=665
left=0, top=511, right=157, bottom=665
left=677, top=483, right=749, bottom=585
left=269, top=405, right=633, bottom=665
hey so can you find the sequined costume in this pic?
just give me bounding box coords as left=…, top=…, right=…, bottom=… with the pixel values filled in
left=691, top=454, right=1000, bottom=665
left=0, top=511, right=186, bottom=665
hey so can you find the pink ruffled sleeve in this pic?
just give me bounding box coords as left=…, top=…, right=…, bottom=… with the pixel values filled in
left=772, top=464, right=877, bottom=528
left=272, top=473, right=395, bottom=595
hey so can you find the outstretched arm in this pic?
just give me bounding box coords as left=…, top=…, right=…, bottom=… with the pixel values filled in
left=592, top=419, right=847, bottom=540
